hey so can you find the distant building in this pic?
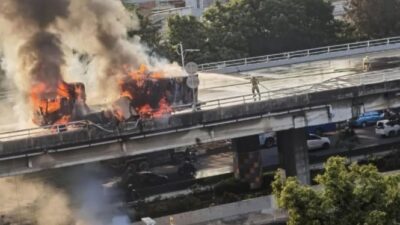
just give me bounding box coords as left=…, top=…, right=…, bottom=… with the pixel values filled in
left=184, top=0, right=228, bottom=17
left=122, top=0, right=226, bottom=17
left=123, top=0, right=185, bottom=15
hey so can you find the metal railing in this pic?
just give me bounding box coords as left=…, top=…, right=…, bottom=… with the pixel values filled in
left=198, top=36, right=400, bottom=71
left=2, top=67, right=400, bottom=142
left=0, top=67, right=400, bottom=153
left=199, top=67, right=400, bottom=110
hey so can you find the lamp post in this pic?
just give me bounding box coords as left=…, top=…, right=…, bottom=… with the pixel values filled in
left=177, top=42, right=200, bottom=66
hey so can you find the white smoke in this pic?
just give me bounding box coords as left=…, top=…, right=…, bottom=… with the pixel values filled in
left=0, top=0, right=183, bottom=124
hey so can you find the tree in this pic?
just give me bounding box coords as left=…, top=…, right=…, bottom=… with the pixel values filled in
left=165, top=15, right=209, bottom=64
left=202, top=0, right=341, bottom=58
left=345, top=0, right=400, bottom=38
left=272, top=157, right=400, bottom=225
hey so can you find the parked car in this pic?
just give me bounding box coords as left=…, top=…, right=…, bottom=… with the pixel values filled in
left=307, top=134, right=331, bottom=150
left=350, top=111, right=384, bottom=128
left=375, top=119, right=400, bottom=137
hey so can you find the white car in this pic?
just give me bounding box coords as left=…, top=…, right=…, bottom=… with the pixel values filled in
left=307, top=134, right=331, bottom=150
left=375, top=120, right=400, bottom=137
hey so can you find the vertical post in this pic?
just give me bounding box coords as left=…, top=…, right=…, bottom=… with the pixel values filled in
left=192, top=84, right=197, bottom=111
left=277, top=128, right=310, bottom=184
left=233, top=135, right=263, bottom=189
left=179, top=42, right=185, bottom=66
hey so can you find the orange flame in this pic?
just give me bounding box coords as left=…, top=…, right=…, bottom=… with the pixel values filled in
left=30, top=81, right=70, bottom=115
left=114, top=64, right=172, bottom=121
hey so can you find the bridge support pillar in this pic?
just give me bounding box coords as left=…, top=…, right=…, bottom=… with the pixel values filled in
left=277, top=128, right=310, bottom=184
left=232, top=135, right=263, bottom=189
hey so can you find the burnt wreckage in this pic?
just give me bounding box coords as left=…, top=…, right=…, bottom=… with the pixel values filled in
left=32, top=74, right=196, bottom=127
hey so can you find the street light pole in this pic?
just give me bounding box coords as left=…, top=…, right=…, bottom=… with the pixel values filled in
left=177, top=42, right=200, bottom=67
left=179, top=42, right=185, bottom=67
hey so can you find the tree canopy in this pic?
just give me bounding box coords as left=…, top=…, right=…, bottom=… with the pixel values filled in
left=345, top=0, right=400, bottom=38
left=165, top=15, right=208, bottom=64
left=272, top=157, right=400, bottom=225
left=163, top=0, right=344, bottom=64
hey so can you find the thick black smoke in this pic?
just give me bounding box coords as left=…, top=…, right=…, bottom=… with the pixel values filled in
left=19, top=32, right=65, bottom=91
left=0, top=0, right=70, bottom=97
left=0, top=0, right=69, bottom=29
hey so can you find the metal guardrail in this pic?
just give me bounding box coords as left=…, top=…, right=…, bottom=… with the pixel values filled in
left=199, top=68, right=400, bottom=110
left=0, top=67, right=399, bottom=144
left=198, top=36, right=400, bottom=72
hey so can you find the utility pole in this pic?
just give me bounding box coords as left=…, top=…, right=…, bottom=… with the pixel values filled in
left=179, top=42, right=185, bottom=66
left=176, top=42, right=200, bottom=66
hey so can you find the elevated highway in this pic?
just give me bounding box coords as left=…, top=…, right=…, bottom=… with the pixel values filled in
left=198, top=36, right=400, bottom=73
left=1, top=67, right=400, bottom=177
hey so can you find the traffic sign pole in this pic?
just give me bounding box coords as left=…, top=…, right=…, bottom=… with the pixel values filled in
left=184, top=62, right=199, bottom=111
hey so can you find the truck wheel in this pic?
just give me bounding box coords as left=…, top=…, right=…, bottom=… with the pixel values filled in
left=138, top=161, right=150, bottom=171
left=361, top=122, right=367, bottom=128
left=389, top=131, right=396, bottom=137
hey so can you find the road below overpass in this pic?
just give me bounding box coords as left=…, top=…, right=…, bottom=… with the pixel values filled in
left=15, top=124, right=399, bottom=197
left=150, top=126, right=400, bottom=179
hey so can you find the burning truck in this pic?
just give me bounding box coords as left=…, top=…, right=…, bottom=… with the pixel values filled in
left=31, top=82, right=90, bottom=126
left=30, top=64, right=197, bottom=127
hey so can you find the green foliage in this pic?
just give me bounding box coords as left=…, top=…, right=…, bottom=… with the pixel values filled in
left=165, top=15, right=208, bottom=64
left=272, top=157, right=400, bottom=225
left=345, top=0, right=400, bottom=38
left=164, top=0, right=348, bottom=64
left=204, top=0, right=335, bottom=55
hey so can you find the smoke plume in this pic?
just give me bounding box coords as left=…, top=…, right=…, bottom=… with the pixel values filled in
left=0, top=0, right=164, bottom=125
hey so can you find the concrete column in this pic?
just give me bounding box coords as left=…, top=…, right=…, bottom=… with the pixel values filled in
left=232, top=135, right=263, bottom=189
left=277, top=128, right=310, bottom=184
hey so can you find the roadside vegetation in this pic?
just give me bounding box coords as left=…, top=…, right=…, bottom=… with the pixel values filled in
left=133, top=172, right=274, bottom=220
left=125, top=0, right=400, bottom=65
left=273, top=156, right=400, bottom=225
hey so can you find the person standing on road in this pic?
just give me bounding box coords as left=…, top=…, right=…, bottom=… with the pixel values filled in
left=363, top=56, right=370, bottom=72
left=251, top=76, right=261, bottom=100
